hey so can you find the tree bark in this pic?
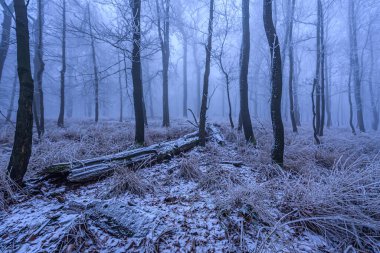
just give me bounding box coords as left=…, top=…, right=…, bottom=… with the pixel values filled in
left=156, top=0, right=170, bottom=127
left=319, top=0, right=325, bottom=136
left=182, top=37, right=188, bottom=118
left=0, top=0, right=13, bottom=82
left=118, top=52, right=123, bottom=122
left=368, top=30, right=378, bottom=131
left=240, top=0, right=256, bottom=143
left=348, top=0, right=365, bottom=132
left=58, top=0, right=66, bottom=127
left=88, top=3, right=99, bottom=123
left=288, top=0, right=297, bottom=133
left=192, top=43, right=201, bottom=115
left=263, top=0, right=285, bottom=166
left=7, top=0, right=34, bottom=185
left=348, top=66, right=356, bottom=135
left=6, top=66, right=17, bottom=121
left=131, top=0, right=145, bottom=144
left=199, top=0, right=214, bottom=146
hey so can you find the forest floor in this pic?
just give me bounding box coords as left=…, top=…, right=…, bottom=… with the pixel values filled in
left=0, top=119, right=379, bottom=252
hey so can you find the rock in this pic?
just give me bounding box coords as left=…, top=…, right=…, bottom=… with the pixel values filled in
left=87, top=201, right=159, bottom=238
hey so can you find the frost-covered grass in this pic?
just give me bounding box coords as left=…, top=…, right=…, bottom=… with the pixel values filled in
left=218, top=125, right=380, bottom=252
left=0, top=120, right=379, bottom=252
left=0, top=119, right=194, bottom=178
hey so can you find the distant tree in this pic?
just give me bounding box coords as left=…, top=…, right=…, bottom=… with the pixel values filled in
left=239, top=0, right=256, bottom=143
left=7, top=0, right=34, bottom=185
left=156, top=0, right=170, bottom=127
left=199, top=0, right=214, bottom=146
left=6, top=66, right=17, bottom=121
left=87, top=3, right=100, bottom=123
left=31, top=0, right=45, bottom=137
left=57, top=0, right=66, bottom=127
left=368, top=26, right=378, bottom=131
left=0, top=0, right=13, bottom=83
left=131, top=0, right=145, bottom=144
left=287, top=0, right=297, bottom=133
left=347, top=67, right=356, bottom=135
left=263, top=0, right=285, bottom=166
left=319, top=0, right=325, bottom=136
left=348, top=0, right=365, bottom=132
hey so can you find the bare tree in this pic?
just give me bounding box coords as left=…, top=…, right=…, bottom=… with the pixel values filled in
left=7, top=0, right=34, bottom=185
left=240, top=0, right=256, bottom=143
left=0, top=0, right=13, bottom=82
left=263, top=0, right=285, bottom=166
left=131, top=0, right=145, bottom=144
left=57, top=0, right=66, bottom=127
left=199, top=0, right=214, bottom=146
left=6, top=66, right=17, bottom=121
left=348, top=0, right=365, bottom=132
left=288, top=0, right=297, bottom=133
left=156, top=0, right=170, bottom=127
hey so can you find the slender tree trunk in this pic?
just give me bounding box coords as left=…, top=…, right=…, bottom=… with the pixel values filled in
left=58, top=0, right=66, bottom=127
left=7, top=0, right=34, bottom=185
left=240, top=0, right=256, bottom=144
left=325, top=48, right=332, bottom=128
left=348, top=0, right=365, bottom=132
left=118, top=52, right=123, bottom=122
left=348, top=66, right=356, bottom=135
left=319, top=0, right=325, bottom=136
left=88, top=4, right=99, bottom=123
left=156, top=0, right=170, bottom=127
left=288, top=0, right=297, bottom=133
left=0, top=1, right=13, bottom=82
left=368, top=32, right=378, bottom=131
left=193, top=44, right=201, bottom=115
left=6, top=66, right=17, bottom=121
left=131, top=0, right=145, bottom=144
left=263, top=0, right=285, bottom=166
left=199, top=0, right=214, bottom=146
left=315, top=0, right=321, bottom=136
left=182, top=37, right=188, bottom=118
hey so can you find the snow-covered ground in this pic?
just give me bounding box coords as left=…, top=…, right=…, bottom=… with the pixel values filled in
left=1, top=120, right=379, bottom=252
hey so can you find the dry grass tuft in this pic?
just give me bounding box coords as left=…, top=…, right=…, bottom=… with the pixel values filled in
left=177, top=156, right=202, bottom=181
left=199, top=166, right=243, bottom=192
left=0, top=171, right=20, bottom=211
left=276, top=157, right=380, bottom=251
left=103, top=166, right=153, bottom=198
left=56, top=216, right=98, bottom=253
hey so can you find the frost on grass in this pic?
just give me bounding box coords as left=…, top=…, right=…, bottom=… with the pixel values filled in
left=1, top=121, right=380, bottom=252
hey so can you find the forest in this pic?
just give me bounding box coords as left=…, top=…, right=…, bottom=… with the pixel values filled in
left=0, top=0, right=380, bottom=252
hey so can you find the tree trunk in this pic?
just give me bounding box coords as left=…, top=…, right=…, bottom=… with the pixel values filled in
left=263, top=0, right=285, bottom=166
left=348, top=0, right=365, bottom=132
left=319, top=0, right=325, bottom=136
left=368, top=31, right=378, bottom=131
left=58, top=0, right=66, bottom=127
left=7, top=0, right=34, bottom=185
left=6, top=66, right=17, bottom=121
left=315, top=0, right=321, bottom=136
left=0, top=1, right=13, bottom=82
left=156, top=0, right=170, bottom=127
left=288, top=0, right=297, bottom=133
left=131, top=0, right=145, bottom=144
left=193, top=44, right=201, bottom=115
left=118, top=52, right=123, bottom=122
left=182, top=37, right=188, bottom=118
left=199, top=0, right=214, bottom=146
left=348, top=66, right=356, bottom=135
left=240, top=0, right=256, bottom=144
left=325, top=48, right=332, bottom=128
left=88, top=3, right=99, bottom=123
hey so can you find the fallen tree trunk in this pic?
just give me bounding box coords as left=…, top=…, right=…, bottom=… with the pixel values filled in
left=42, top=125, right=224, bottom=183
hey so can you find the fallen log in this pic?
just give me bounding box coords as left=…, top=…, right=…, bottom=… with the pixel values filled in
left=42, top=125, right=224, bottom=183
